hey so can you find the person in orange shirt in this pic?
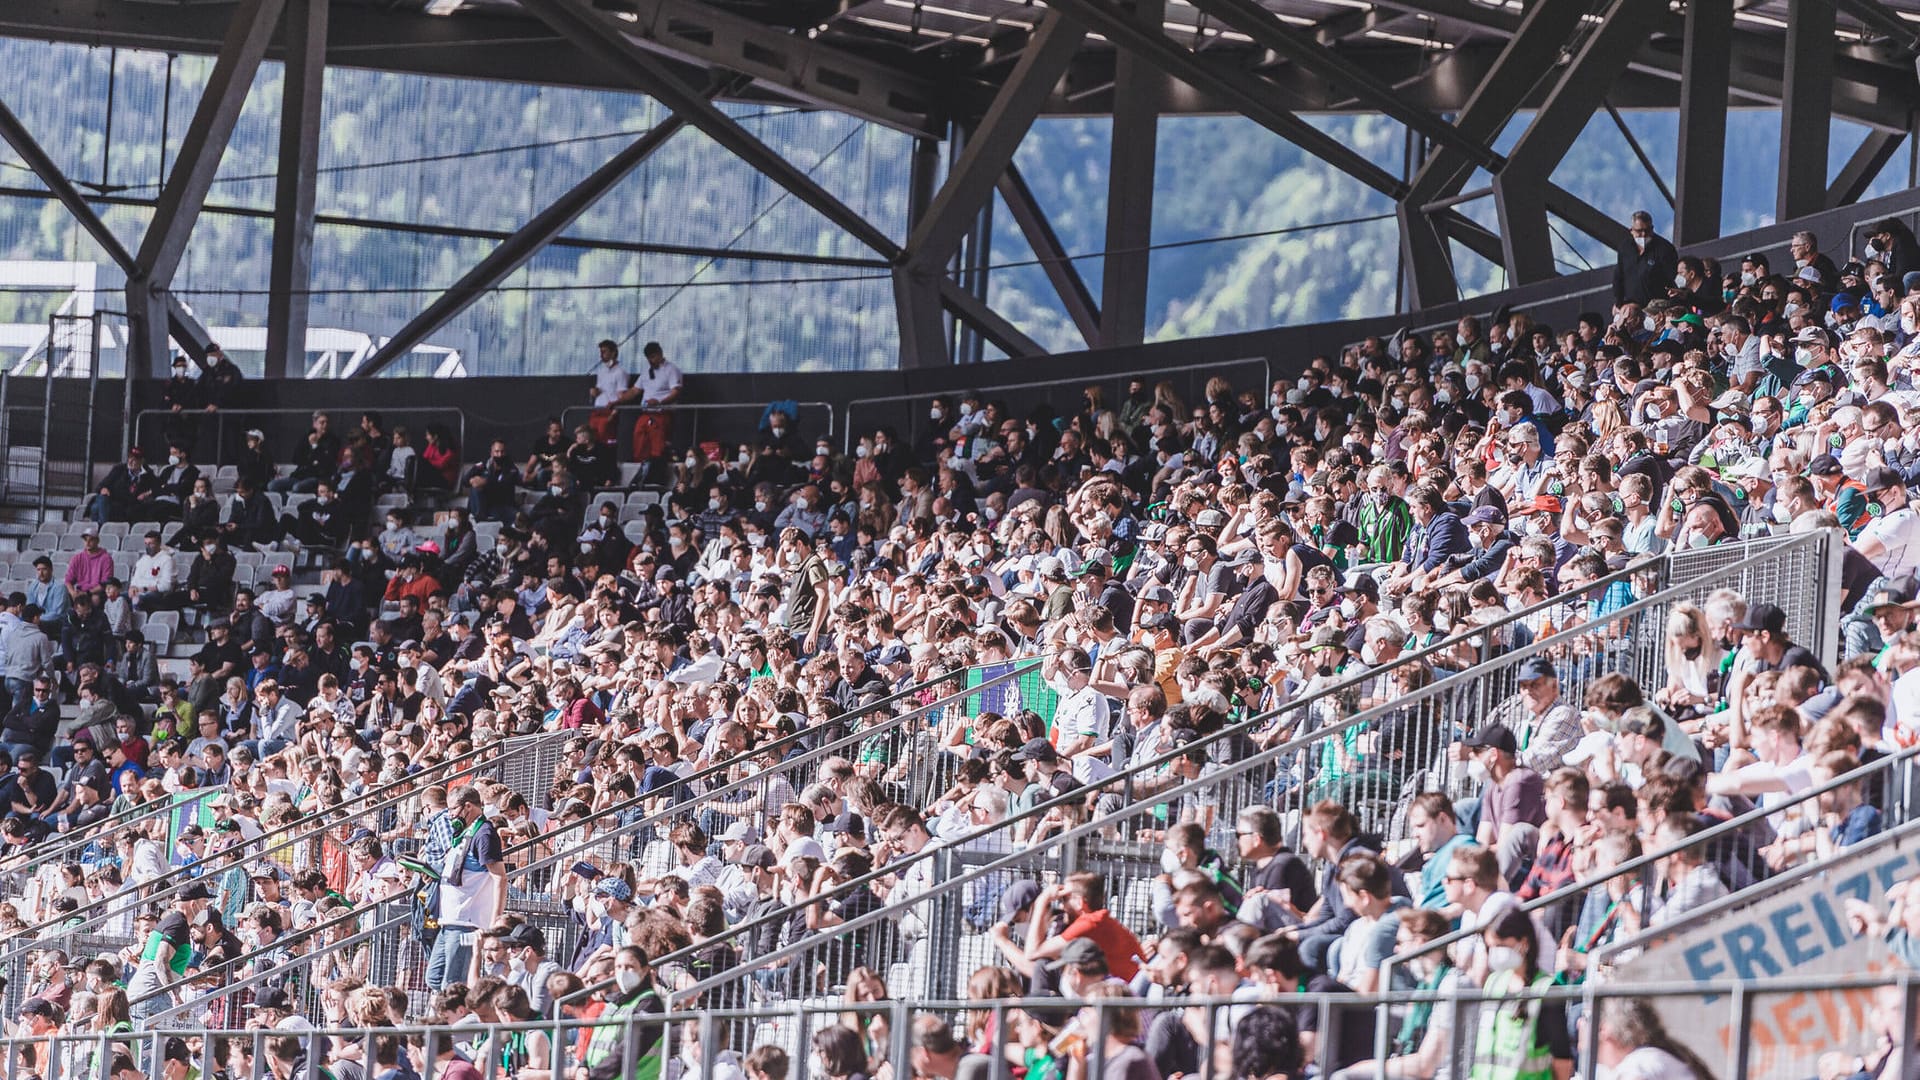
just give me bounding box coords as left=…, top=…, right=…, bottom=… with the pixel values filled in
left=383, top=558, right=439, bottom=607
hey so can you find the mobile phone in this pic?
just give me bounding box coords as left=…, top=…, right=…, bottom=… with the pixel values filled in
left=570, top=861, right=601, bottom=880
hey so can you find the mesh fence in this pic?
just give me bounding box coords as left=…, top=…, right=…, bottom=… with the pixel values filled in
left=618, top=529, right=1839, bottom=1051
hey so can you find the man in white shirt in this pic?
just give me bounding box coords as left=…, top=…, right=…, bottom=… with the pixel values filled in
left=632, top=340, right=684, bottom=467
left=590, top=339, right=633, bottom=410
left=254, top=565, right=298, bottom=626
left=1856, top=467, right=1920, bottom=579
left=1044, top=646, right=1112, bottom=769
left=128, top=531, right=175, bottom=603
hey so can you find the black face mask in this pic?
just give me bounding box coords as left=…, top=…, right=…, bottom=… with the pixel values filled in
left=1682, top=644, right=1702, bottom=661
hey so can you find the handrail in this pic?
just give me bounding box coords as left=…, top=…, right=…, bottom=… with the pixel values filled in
left=129, top=406, right=469, bottom=471
left=509, top=658, right=1041, bottom=881
left=133, top=899, right=405, bottom=1018
left=558, top=400, right=837, bottom=462
left=503, top=655, right=1034, bottom=866
left=1380, top=740, right=1920, bottom=986
left=839, top=356, right=1273, bottom=454
left=13, top=785, right=221, bottom=878
left=0, top=729, right=566, bottom=963
left=653, top=531, right=1829, bottom=1001
left=1589, top=806, right=1920, bottom=969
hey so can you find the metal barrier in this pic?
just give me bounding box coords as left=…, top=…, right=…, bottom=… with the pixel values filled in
left=839, top=356, right=1273, bottom=454
left=0, top=729, right=572, bottom=972
left=6, top=786, right=222, bottom=882
left=558, top=400, right=836, bottom=464
left=9, top=973, right=1911, bottom=1080
left=631, top=529, right=1836, bottom=1014
left=129, top=406, right=469, bottom=472
left=1381, top=742, right=1920, bottom=988
left=505, top=658, right=1041, bottom=881
left=0, top=314, right=111, bottom=517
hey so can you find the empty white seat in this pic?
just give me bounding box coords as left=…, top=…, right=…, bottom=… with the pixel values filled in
left=99, top=523, right=129, bottom=536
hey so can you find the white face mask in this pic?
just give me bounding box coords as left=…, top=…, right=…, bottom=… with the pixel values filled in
left=508, top=953, right=526, bottom=974
left=1338, top=598, right=1359, bottom=619
left=1467, top=758, right=1490, bottom=784
left=794, top=497, right=810, bottom=511
left=1181, top=556, right=1199, bottom=572
left=1465, top=373, right=1482, bottom=392
left=1434, top=611, right=1452, bottom=631
left=1486, top=945, right=1523, bottom=973
left=614, top=968, right=642, bottom=993
left=754, top=500, right=769, bottom=512
left=1773, top=502, right=1794, bottom=525
left=1160, top=849, right=1183, bottom=875
left=1741, top=271, right=1757, bottom=287
left=495, top=543, right=510, bottom=557
left=748, top=533, right=767, bottom=548
left=168, top=454, right=182, bottom=467
left=1360, top=642, right=1381, bottom=665
left=930, top=408, right=944, bottom=421
left=959, top=403, right=974, bottom=418
left=1634, top=236, right=1648, bottom=252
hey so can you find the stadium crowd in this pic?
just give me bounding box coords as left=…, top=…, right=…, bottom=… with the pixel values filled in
left=4, top=215, right=1920, bottom=1077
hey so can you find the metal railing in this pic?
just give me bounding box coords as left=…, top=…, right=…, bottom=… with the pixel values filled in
left=559, top=400, right=836, bottom=465
left=839, top=356, right=1273, bottom=454
left=8, top=971, right=1908, bottom=1080
left=133, top=898, right=411, bottom=1029
left=0, top=730, right=570, bottom=983
left=631, top=529, right=1836, bottom=1017
left=130, top=406, right=469, bottom=472
left=1381, top=741, right=1920, bottom=988
left=504, top=658, right=1040, bottom=882
left=6, top=786, right=222, bottom=881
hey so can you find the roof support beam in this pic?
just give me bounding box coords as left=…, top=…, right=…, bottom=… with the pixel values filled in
left=264, top=0, right=327, bottom=381
left=905, top=12, right=1084, bottom=272
left=1835, top=0, right=1920, bottom=52
left=1101, top=0, right=1163, bottom=349
left=938, top=276, right=1043, bottom=359
left=1674, top=0, right=1732, bottom=244
left=0, top=94, right=211, bottom=363
left=997, top=165, right=1100, bottom=348
left=1040, top=0, right=1405, bottom=198
left=1828, top=130, right=1906, bottom=209
left=1396, top=0, right=1589, bottom=307
left=1187, top=0, right=1501, bottom=171
left=129, top=0, right=282, bottom=375
left=1779, top=0, right=1837, bottom=221
left=352, top=108, right=702, bottom=380
left=1491, top=0, right=1667, bottom=286
left=135, top=0, right=285, bottom=291
left=895, top=142, right=949, bottom=369
left=521, top=0, right=900, bottom=260
left=607, top=0, right=948, bottom=137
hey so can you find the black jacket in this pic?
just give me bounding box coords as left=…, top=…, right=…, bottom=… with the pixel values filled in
left=1613, top=232, right=1679, bottom=305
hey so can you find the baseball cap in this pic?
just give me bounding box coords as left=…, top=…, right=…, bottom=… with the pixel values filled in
left=1463, top=725, right=1518, bottom=754
left=1867, top=576, right=1920, bottom=611
left=1036, top=555, right=1066, bottom=580
left=1136, top=584, right=1174, bottom=605
left=1732, top=602, right=1787, bottom=634
left=1807, top=454, right=1845, bottom=477
left=720, top=822, right=758, bottom=844
left=1865, top=466, right=1906, bottom=495
left=1796, top=265, right=1825, bottom=285
left=1013, top=738, right=1060, bottom=764
left=1193, top=509, right=1227, bottom=529
left=1793, top=325, right=1834, bottom=346
left=270, top=565, right=291, bottom=578
left=1463, top=505, right=1506, bottom=528
left=782, top=837, right=826, bottom=864
left=1726, top=457, right=1770, bottom=481
left=246, top=987, right=294, bottom=1012
left=1520, top=494, right=1563, bottom=515
left=1046, top=939, right=1106, bottom=972
left=1516, top=656, right=1556, bottom=683
left=1707, top=390, right=1750, bottom=412
left=592, top=877, right=634, bottom=902
left=736, top=844, right=777, bottom=869
left=500, top=923, right=547, bottom=952
left=1077, top=548, right=1112, bottom=576
left=1000, top=880, right=1042, bottom=923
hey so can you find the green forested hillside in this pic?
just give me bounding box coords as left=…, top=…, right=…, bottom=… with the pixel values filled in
left=0, top=36, right=1904, bottom=370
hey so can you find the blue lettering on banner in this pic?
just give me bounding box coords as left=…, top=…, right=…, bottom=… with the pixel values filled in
left=1810, top=893, right=1852, bottom=951
left=1836, top=871, right=1875, bottom=904
left=1771, top=902, right=1824, bottom=966
left=1684, top=940, right=1729, bottom=1003
left=1877, top=854, right=1913, bottom=893
left=1723, top=923, right=1783, bottom=981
